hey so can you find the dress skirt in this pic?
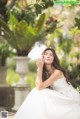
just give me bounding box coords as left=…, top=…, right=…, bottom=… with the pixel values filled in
left=14, top=87, right=80, bottom=119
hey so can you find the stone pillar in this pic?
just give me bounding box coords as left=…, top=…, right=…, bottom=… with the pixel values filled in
left=12, top=85, right=30, bottom=111
left=12, top=56, right=31, bottom=111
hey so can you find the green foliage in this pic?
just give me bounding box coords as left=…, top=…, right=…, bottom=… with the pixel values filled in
left=28, top=60, right=37, bottom=72
left=0, top=0, right=58, bottom=57
left=68, top=64, right=80, bottom=88
left=46, top=22, right=57, bottom=33
left=74, top=18, right=80, bottom=29
left=35, top=13, right=46, bottom=31
left=6, top=58, right=16, bottom=70
left=0, top=40, right=14, bottom=66
left=0, top=13, right=46, bottom=56
left=26, top=72, right=36, bottom=88
left=10, top=0, right=54, bottom=24
left=59, top=38, right=72, bottom=54
left=6, top=69, right=20, bottom=85
left=48, top=30, right=73, bottom=54
left=6, top=69, right=36, bottom=88
left=0, top=12, right=57, bottom=56
left=57, top=32, right=73, bottom=54
left=0, top=0, right=9, bottom=22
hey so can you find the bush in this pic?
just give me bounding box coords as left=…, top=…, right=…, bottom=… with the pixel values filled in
left=28, top=60, right=37, bottom=72
left=0, top=40, right=15, bottom=66
left=6, top=58, right=16, bottom=70
left=25, top=72, right=36, bottom=89
left=6, top=69, right=36, bottom=88
left=6, top=69, right=20, bottom=85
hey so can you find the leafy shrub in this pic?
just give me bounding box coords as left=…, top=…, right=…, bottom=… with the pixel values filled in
left=28, top=60, right=37, bottom=72
left=6, top=69, right=36, bottom=88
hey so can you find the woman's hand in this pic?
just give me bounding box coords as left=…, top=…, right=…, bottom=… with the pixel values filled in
left=36, top=55, right=44, bottom=69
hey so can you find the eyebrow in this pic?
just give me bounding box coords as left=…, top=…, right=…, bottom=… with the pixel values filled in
left=44, top=52, right=53, bottom=55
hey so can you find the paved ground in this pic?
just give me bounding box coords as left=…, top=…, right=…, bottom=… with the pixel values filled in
left=8, top=112, right=15, bottom=119
left=8, top=116, right=14, bottom=119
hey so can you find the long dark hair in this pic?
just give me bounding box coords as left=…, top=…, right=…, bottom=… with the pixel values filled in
left=42, top=48, right=70, bottom=86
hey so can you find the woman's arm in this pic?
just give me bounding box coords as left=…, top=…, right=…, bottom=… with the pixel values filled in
left=35, top=56, right=44, bottom=88
left=36, top=69, right=63, bottom=90
left=36, top=67, right=43, bottom=88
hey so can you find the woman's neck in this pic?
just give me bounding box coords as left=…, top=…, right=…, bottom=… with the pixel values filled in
left=45, top=65, right=55, bottom=72
left=45, top=65, right=55, bottom=76
left=45, top=65, right=52, bottom=71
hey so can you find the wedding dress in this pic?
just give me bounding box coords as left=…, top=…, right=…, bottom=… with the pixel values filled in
left=14, top=77, right=80, bottom=119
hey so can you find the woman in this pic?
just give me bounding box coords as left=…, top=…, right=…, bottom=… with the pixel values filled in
left=14, top=48, right=80, bottom=119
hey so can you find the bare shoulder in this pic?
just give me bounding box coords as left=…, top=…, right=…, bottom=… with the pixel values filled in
left=54, top=69, right=62, bottom=75
left=43, top=69, right=64, bottom=88
left=51, top=69, right=64, bottom=79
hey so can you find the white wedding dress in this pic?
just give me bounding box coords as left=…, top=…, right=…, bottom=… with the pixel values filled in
left=14, top=77, right=80, bottom=119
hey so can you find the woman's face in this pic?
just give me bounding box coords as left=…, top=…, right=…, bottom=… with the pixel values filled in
left=43, top=50, right=54, bottom=65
